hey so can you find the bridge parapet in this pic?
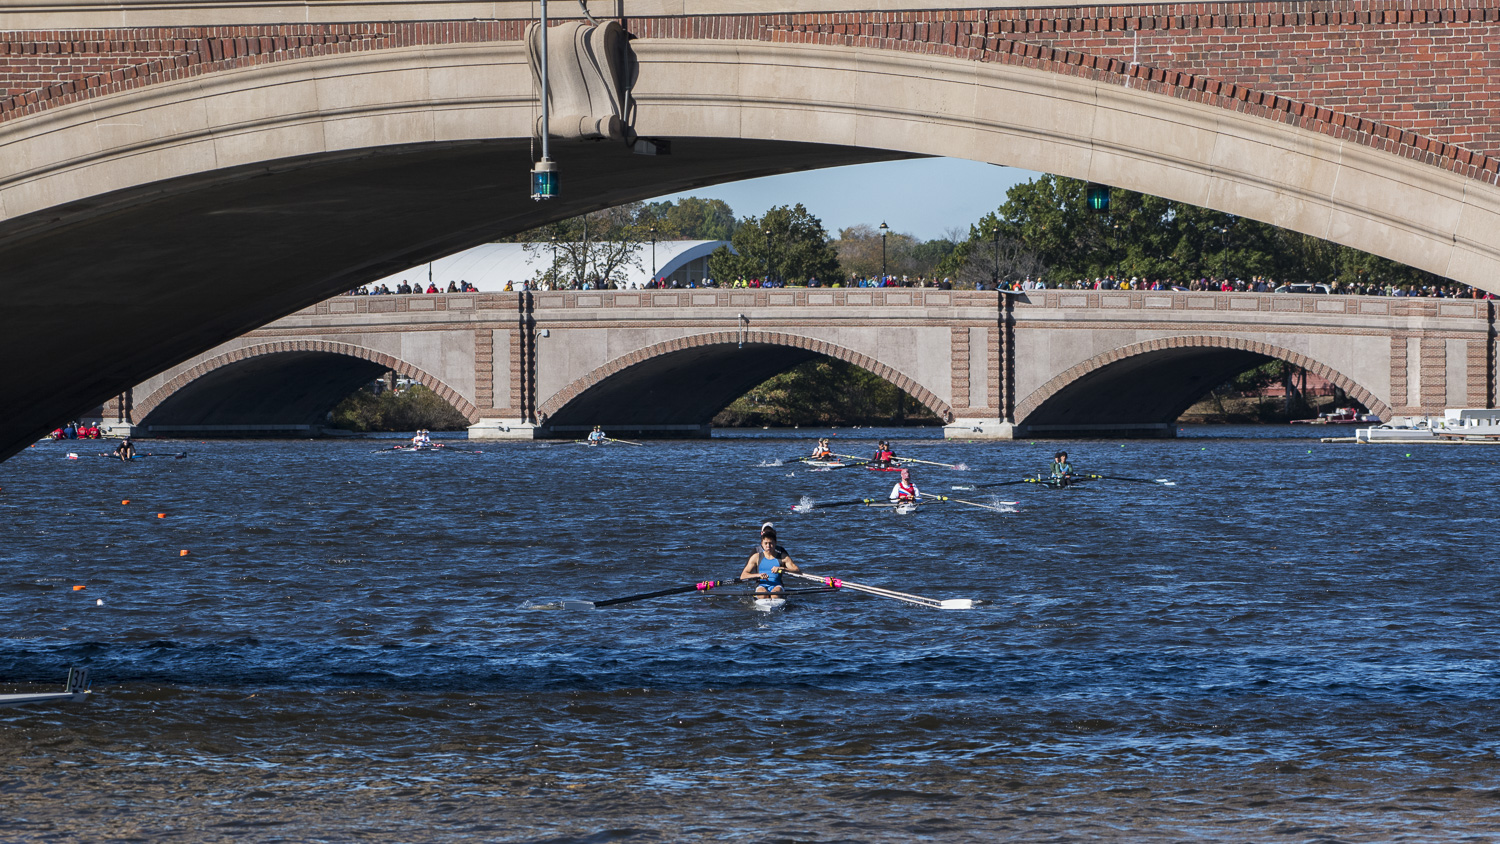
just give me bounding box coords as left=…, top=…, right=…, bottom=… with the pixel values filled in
left=111, top=289, right=1496, bottom=442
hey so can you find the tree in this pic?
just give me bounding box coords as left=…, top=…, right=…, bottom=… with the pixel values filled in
left=969, top=174, right=1457, bottom=288
left=832, top=224, right=955, bottom=280
left=714, top=358, right=942, bottom=427
left=523, top=203, right=649, bottom=287
left=713, top=204, right=840, bottom=284
left=640, top=197, right=737, bottom=242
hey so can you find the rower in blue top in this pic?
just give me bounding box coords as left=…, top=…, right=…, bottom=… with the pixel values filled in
left=586, top=426, right=606, bottom=446
left=741, top=523, right=799, bottom=598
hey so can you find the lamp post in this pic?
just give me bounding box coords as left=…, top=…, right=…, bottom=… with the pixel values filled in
left=879, top=221, right=889, bottom=284
left=649, top=225, right=657, bottom=284
left=991, top=224, right=1000, bottom=287
left=763, top=226, right=772, bottom=285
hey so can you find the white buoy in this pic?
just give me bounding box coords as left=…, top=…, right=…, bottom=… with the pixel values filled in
left=95, top=598, right=104, bottom=606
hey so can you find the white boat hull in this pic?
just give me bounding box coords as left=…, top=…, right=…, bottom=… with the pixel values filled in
left=754, top=596, right=787, bottom=612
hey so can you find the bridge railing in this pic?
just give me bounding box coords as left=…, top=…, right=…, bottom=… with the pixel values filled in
left=300, top=289, right=1493, bottom=321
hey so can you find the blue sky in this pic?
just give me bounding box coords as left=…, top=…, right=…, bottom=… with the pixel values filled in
left=650, top=158, right=1041, bottom=243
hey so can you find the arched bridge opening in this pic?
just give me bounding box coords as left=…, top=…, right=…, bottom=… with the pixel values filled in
left=1016, top=338, right=1390, bottom=439
left=135, top=344, right=478, bottom=438
left=538, top=332, right=952, bottom=439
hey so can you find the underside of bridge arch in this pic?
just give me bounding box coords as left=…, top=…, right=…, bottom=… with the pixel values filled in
left=1016, top=340, right=1388, bottom=439
left=539, top=335, right=951, bottom=439
left=137, top=349, right=476, bottom=437
left=139, top=351, right=389, bottom=436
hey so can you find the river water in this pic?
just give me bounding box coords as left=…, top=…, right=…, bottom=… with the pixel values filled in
left=3, top=428, right=1498, bottom=841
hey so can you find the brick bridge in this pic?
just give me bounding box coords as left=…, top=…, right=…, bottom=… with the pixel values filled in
left=112, top=290, right=1498, bottom=439
left=3, top=1, right=1500, bottom=455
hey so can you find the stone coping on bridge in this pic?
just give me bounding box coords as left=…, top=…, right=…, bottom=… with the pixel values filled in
left=299, top=289, right=1494, bottom=323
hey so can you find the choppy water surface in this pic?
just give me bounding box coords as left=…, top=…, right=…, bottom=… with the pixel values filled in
left=3, top=429, right=1498, bottom=842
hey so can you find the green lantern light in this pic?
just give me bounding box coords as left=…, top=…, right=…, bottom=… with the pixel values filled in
left=1085, top=182, right=1110, bottom=212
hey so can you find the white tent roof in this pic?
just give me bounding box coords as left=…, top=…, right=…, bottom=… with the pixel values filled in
left=369, top=241, right=730, bottom=291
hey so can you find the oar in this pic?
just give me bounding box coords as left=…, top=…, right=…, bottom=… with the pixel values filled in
left=1024, top=474, right=1100, bottom=489
left=605, top=437, right=645, bottom=446
left=1097, top=474, right=1176, bottom=486
left=952, top=479, right=1032, bottom=490
left=777, top=569, right=981, bottom=610
left=564, top=576, right=750, bottom=610
left=919, top=492, right=1004, bottom=511
left=793, top=495, right=885, bottom=511
left=892, top=456, right=965, bottom=470
left=814, top=459, right=869, bottom=470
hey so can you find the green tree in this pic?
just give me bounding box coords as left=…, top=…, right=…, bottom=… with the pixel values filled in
left=964, top=174, right=1458, bottom=288
left=712, top=204, right=840, bottom=284
left=640, top=197, right=737, bottom=241
left=329, top=384, right=469, bottom=432
left=714, top=358, right=941, bottom=427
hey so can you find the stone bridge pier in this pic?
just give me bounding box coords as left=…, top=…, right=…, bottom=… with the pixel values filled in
left=113, top=290, right=1498, bottom=440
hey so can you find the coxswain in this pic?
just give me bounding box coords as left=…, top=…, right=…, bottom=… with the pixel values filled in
left=872, top=440, right=896, bottom=468
left=811, top=438, right=833, bottom=460
left=113, top=437, right=136, bottom=461
left=1049, top=451, right=1074, bottom=487
left=741, top=523, right=799, bottom=597
left=889, top=468, right=919, bottom=502
left=586, top=426, right=606, bottom=445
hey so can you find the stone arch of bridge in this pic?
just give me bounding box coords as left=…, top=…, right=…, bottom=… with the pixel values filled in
left=134, top=340, right=480, bottom=430
left=536, top=330, right=953, bottom=431
left=1015, top=336, right=1392, bottom=435
left=2, top=37, right=1496, bottom=458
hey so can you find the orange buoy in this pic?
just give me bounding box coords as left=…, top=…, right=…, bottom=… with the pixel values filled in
left=157, top=513, right=166, bottom=518
left=72, top=585, right=85, bottom=591
left=179, top=549, right=190, bottom=556
left=122, top=499, right=130, bottom=504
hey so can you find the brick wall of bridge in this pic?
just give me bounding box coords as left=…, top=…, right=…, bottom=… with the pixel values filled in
left=3, top=2, right=1500, bottom=187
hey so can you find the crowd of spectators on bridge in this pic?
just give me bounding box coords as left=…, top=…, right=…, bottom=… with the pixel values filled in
left=344, top=273, right=1492, bottom=299
left=344, top=280, right=480, bottom=295
left=1037, top=275, right=1494, bottom=298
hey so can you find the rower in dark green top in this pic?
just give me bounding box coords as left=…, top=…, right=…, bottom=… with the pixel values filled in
left=1049, top=451, right=1074, bottom=487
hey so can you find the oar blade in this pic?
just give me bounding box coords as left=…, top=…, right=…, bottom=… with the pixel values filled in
left=562, top=600, right=597, bottom=611
left=939, top=599, right=975, bottom=610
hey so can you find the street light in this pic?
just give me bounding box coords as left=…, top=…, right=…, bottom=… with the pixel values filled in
left=649, top=225, right=657, bottom=283
left=763, top=226, right=772, bottom=284
left=991, top=224, right=1000, bottom=287
left=549, top=232, right=558, bottom=284
left=879, top=221, right=889, bottom=284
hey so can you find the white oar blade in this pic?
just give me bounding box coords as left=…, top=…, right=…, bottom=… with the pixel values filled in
left=561, top=600, right=597, bottom=611
left=939, top=599, right=975, bottom=610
